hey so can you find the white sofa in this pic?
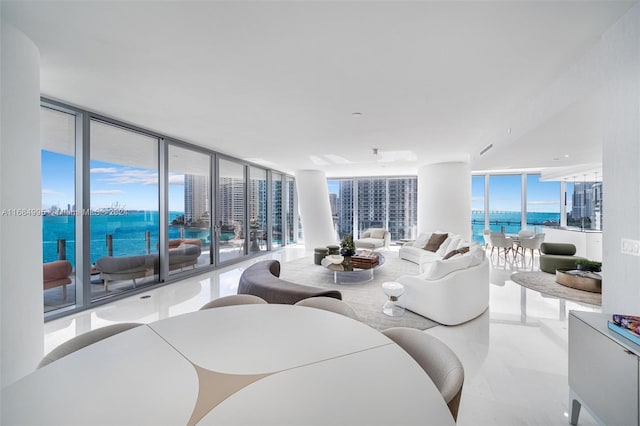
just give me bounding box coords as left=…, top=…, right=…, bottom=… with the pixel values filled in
left=400, top=231, right=465, bottom=268
left=355, top=228, right=390, bottom=250
left=396, top=233, right=490, bottom=325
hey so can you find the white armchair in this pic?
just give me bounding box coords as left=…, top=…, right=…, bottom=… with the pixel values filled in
left=355, top=228, right=390, bottom=250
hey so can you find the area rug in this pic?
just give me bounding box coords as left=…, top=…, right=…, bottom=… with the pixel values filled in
left=511, top=271, right=601, bottom=306
left=280, top=251, right=439, bottom=331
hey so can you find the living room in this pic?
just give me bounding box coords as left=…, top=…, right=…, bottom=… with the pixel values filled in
left=2, top=1, right=640, bottom=425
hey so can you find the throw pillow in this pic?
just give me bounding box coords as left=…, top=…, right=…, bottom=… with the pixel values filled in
left=370, top=229, right=386, bottom=239
left=424, top=233, right=448, bottom=252
left=442, top=246, right=470, bottom=260
left=413, top=232, right=431, bottom=248
left=442, top=249, right=461, bottom=260
left=435, top=236, right=453, bottom=256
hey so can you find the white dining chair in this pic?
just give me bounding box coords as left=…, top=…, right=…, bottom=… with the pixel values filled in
left=38, top=323, right=142, bottom=368
left=200, top=294, right=268, bottom=310
left=295, top=296, right=359, bottom=321
left=489, top=232, right=514, bottom=260
left=518, top=233, right=546, bottom=261
left=382, top=327, right=464, bottom=421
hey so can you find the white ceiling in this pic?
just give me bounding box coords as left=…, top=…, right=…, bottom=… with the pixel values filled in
left=4, top=1, right=636, bottom=177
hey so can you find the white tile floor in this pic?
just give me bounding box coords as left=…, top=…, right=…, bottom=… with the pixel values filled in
left=44, top=245, right=600, bottom=426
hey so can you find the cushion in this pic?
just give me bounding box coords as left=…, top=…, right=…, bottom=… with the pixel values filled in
left=435, top=236, right=453, bottom=256
left=422, top=254, right=473, bottom=280
left=413, top=233, right=431, bottom=248
left=448, top=235, right=463, bottom=251
left=442, top=249, right=461, bottom=260
left=442, top=246, right=470, bottom=260
left=424, top=233, right=448, bottom=252
left=370, top=229, right=386, bottom=239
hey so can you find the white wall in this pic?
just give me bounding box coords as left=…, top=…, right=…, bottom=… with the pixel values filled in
left=601, top=3, right=640, bottom=314
left=294, top=170, right=336, bottom=251
left=417, top=162, right=471, bottom=240
left=0, top=22, right=44, bottom=387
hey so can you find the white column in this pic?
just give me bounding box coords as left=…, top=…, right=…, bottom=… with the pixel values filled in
left=294, top=170, right=336, bottom=252
left=601, top=3, right=640, bottom=314
left=417, top=162, right=471, bottom=240
left=1, top=23, right=43, bottom=387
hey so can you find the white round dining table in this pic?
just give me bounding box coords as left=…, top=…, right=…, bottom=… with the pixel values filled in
left=2, top=304, right=455, bottom=425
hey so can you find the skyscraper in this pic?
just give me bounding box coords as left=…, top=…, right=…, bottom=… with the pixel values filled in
left=185, top=174, right=209, bottom=226
left=332, top=177, right=417, bottom=240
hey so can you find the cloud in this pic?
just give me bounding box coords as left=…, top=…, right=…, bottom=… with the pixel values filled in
left=90, top=167, right=118, bottom=174
left=99, top=169, right=159, bottom=186
left=91, top=190, right=124, bottom=195
left=471, top=196, right=484, bottom=202
left=169, top=174, right=185, bottom=185
left=42, top=188, right=64, bottom=196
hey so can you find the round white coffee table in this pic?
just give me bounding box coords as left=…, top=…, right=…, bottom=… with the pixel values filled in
left=382, top=281, right=405, bottom=317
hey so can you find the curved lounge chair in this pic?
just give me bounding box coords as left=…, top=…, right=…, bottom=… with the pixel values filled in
left=238, top=260, right=342, bottom=304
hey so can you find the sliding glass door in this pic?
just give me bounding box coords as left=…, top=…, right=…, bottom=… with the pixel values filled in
left=89, top=120, right=160, bottom=301
left=217, top=159, right=246, bottom=263
left=41, top=107, right=77, bottom=312
left=167, top=145, right=212, bottom=275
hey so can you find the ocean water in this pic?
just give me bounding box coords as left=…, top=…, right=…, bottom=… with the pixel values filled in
left=42, top=211, right=211, bottom=268
left=471, top=211, right=560, bottom=243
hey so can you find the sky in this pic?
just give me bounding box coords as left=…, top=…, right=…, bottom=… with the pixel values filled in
left=41, top=150, right=185, bottom=211
left=331, top=176, right=563, bottom=213
left=471, top=174, right=562, bottom=213
left=44, top=150, right=566, bottom=214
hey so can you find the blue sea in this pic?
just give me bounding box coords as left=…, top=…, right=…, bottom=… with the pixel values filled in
left=42, top=211, right=213, bottom=268
left=471, top=211, right=560, bottom=243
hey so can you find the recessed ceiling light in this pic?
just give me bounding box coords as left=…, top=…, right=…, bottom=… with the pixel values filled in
left=564, top=154, right=570, bottom=158
left=553, top=157, right=560, bottom=161
left=351, top=112, right=362, bottom=117
left=507, top=128, right=512, bottom=134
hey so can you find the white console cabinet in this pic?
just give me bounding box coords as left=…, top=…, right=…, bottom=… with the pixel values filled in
left=569, top=311, right=639, bottom=425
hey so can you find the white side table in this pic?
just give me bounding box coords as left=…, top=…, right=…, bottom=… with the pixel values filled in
left=382, top=281, right=405, bottom=317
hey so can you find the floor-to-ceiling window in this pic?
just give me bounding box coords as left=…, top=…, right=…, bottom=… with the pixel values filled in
left=387, top=177, right=417, bottom=240
left=328, top=177, right=417, bottom=242
left=41, top=107, right=77, bottom=312
left=567, top=178, right=602, bottom=231
left=41, top=99, right=294, bottom=319
left=271, top=172, right=283, bottom=248
left=526, top=174, right=560, bottom=232
left=248, top=166, right=267, bottom=253
left=357, top=178, right=386, bottom=236
left=89, top=121, right=160, bottom=301
left=217, top=159, right=246, bottom=263
left=328, top=179, right=354, bottom=239
left=471, top=172, right=601, bottom=240
left=488, top=175, right=522, bottom=234
left=471, top=175, right=486, bottom=243
left=167, top=145, right=212, bottom=275
left=286, top=176, right=296, bottom=244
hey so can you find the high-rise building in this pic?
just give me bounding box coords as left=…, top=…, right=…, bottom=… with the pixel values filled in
left=331, top=177, right=417, bottom=240
left=571, top=182, right=602, bottom=229
left=218, top=176, right=245, bottom=230
left=184, top=174, right=209, bottom=225
left=388, top=177, right=418, bottom=240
